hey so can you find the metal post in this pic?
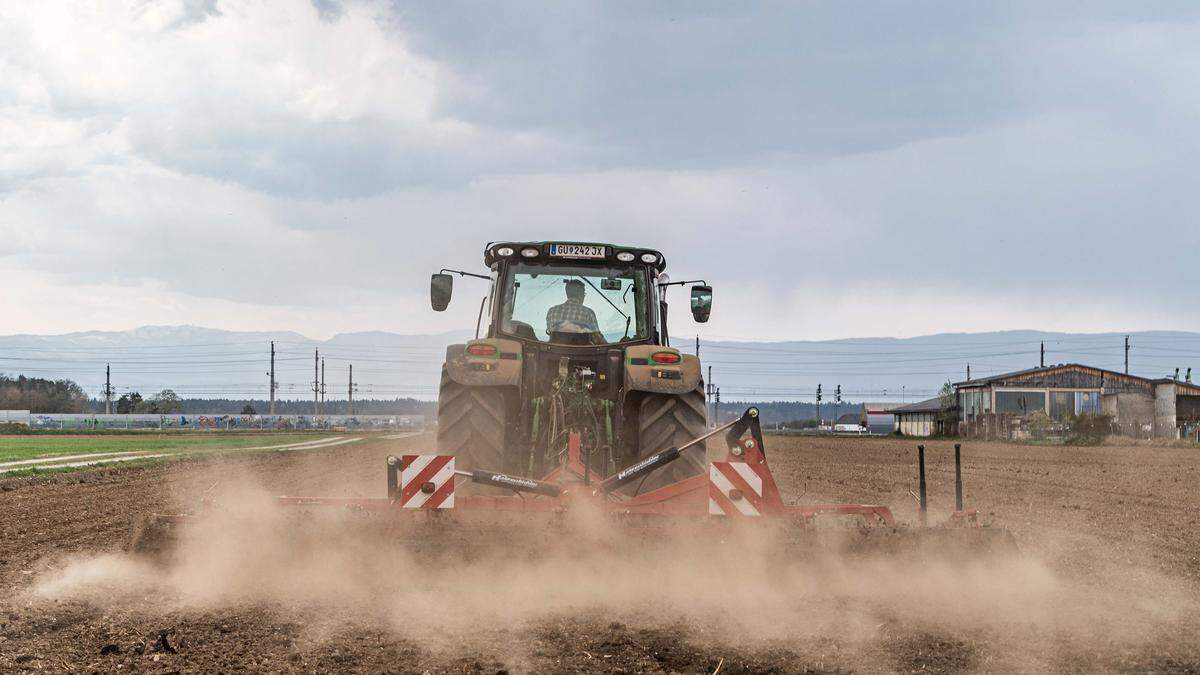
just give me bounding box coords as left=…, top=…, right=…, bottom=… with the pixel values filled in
left=954, top=443, right=963, bottom=512
left=918, top=444, right=927, bottom=526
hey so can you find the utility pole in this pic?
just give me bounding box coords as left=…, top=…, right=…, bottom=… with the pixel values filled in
left=1040, top=341, right=1045, bottom=368
left=348, top=364, right=356, bottom=415
left=313, top=349, right=320, bottom=415
left=834, top=384, right=841, bottom=429
left=967, top=363, right=971, bottom=381
left=816, top=383, right=822, bottom=428
left=268, top=341, right=276, bottom=415
left=714, top=386, right=721, bottom=425
left=1124, top=335, right=1130, bottom=374
left=320, top=358, right=326, bottom=414
left=695, top=334, right=700, bottom=358
left=103, top=364, right=114, bottom=415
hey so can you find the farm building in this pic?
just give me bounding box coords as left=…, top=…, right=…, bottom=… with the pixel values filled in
left=892, top=397, right=949, bottom=437
left=956, top=364, right=1200, bottom=440
left=834, top=412, right=865, bottom=433
left=862, top=402, right=900, bottom=434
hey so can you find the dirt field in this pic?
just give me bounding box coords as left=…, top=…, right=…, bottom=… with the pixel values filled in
left=2, top=432, right=1198, bottom=673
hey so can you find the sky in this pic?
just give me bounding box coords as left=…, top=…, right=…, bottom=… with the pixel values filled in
left=2, top=1, right=1199, bottom=341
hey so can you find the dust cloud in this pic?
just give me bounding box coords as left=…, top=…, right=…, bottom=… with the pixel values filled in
left=32, top=475, right=1194, bottom=671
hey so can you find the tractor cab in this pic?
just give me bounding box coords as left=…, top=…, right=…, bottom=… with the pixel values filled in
left=431, top=242, right=711, bottom=348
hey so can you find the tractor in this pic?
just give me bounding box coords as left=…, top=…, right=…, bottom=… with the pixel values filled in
left=127, top=241, right=1015, bottom=562
left=430, top=241, right=712, bottom=491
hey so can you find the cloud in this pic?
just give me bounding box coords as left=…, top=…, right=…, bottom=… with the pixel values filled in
left=2, top=1, right=1199, bottom=340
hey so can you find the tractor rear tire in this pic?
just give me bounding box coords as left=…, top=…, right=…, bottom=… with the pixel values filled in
left=436, top=367, right=510, bottom=479
left=635, top=386, right=707, bottom=492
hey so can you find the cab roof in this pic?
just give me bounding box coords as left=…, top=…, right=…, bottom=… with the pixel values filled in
left=483, top=241, right=667, bottom=272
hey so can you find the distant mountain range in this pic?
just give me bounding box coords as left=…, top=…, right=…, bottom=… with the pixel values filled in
left=2, top=325, right=1198, bottom=405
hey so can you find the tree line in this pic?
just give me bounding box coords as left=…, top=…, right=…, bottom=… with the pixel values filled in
left=113, top=390, right=183, bottom=414
left=0, top=374, right=88, bottom=413
left=86, top=396, right=436, bottom=416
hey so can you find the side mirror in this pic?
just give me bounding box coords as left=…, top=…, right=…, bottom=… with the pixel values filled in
left=431, top=273, right=453, bottom=311
left=690, top=285, right=712, bottom=323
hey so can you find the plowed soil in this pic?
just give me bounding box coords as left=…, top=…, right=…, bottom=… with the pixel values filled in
left=2, top=433, right=1198, bottom=673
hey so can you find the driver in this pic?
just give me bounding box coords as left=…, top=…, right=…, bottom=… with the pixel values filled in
left=546, top=279, right=599, bottom=335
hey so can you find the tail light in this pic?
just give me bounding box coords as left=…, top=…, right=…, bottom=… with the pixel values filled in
left=467, top=343, right=498, bottom=356
left=651, top=351, right=681, bottom=364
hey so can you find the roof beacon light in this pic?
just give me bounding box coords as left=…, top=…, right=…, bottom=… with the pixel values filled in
left=616, top=251, right=636, bottom=262
left=495, top=246, right=515, bottom=257
left=640, top=253, right=658, bottom=264
left=520, top=247, right=540, bottom=258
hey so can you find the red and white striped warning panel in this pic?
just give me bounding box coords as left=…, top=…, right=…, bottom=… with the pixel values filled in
left=708, top=461, right=766, bottom=516
left=399, top=454, right=455, bottom=509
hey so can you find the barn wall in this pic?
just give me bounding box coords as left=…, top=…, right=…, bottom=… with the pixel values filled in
left=898, top=412, right=935, bottom=437
left=1101, top=392, right=1155, bottom=436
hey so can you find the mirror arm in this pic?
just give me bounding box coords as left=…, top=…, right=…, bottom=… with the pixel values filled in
left=440, top=268, right=491, bottom=281
left=658, top=278, right=707, bottom=289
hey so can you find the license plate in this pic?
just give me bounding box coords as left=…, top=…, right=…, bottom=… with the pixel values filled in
left=549, top=244, right=606, bottom=259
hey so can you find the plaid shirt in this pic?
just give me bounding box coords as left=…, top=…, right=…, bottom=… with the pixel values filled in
left=546, top=300, right=599, bottom=333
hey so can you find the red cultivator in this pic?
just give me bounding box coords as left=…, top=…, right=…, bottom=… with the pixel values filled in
left=266, top=408, right=1005, bottom=548
left=135, top=408, right=1015, bottom=561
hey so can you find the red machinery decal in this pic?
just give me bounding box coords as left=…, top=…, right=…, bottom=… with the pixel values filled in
left=708, top=437, right=786, bottom=517
left=399, top=454, right=456, bottom=509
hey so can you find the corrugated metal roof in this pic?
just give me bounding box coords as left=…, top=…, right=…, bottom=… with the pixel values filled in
left=891, top=397, right=945, bottom=414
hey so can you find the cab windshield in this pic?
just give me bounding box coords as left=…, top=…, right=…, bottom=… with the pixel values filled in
left=499, top=263, right=649, bottom=344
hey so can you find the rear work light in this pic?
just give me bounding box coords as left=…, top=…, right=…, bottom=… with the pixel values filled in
left=640, top=253, right=658, bottom=263
left=651, top=351, right=681, bottom=364
left=616, top=251, right=636, bottom=262
left=520, top=247, right=540, bottom=257
left=467, top=343, right=498, bottom=356
left=495, top=246, right=515, bottom=257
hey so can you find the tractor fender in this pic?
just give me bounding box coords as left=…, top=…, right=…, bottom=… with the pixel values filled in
left=443, top=338, right=524, bottom=388
left=623, top=346, right=702, bottom=395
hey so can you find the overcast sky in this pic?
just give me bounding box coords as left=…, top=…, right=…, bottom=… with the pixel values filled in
left=2, top=1, right=1198, bottom=341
